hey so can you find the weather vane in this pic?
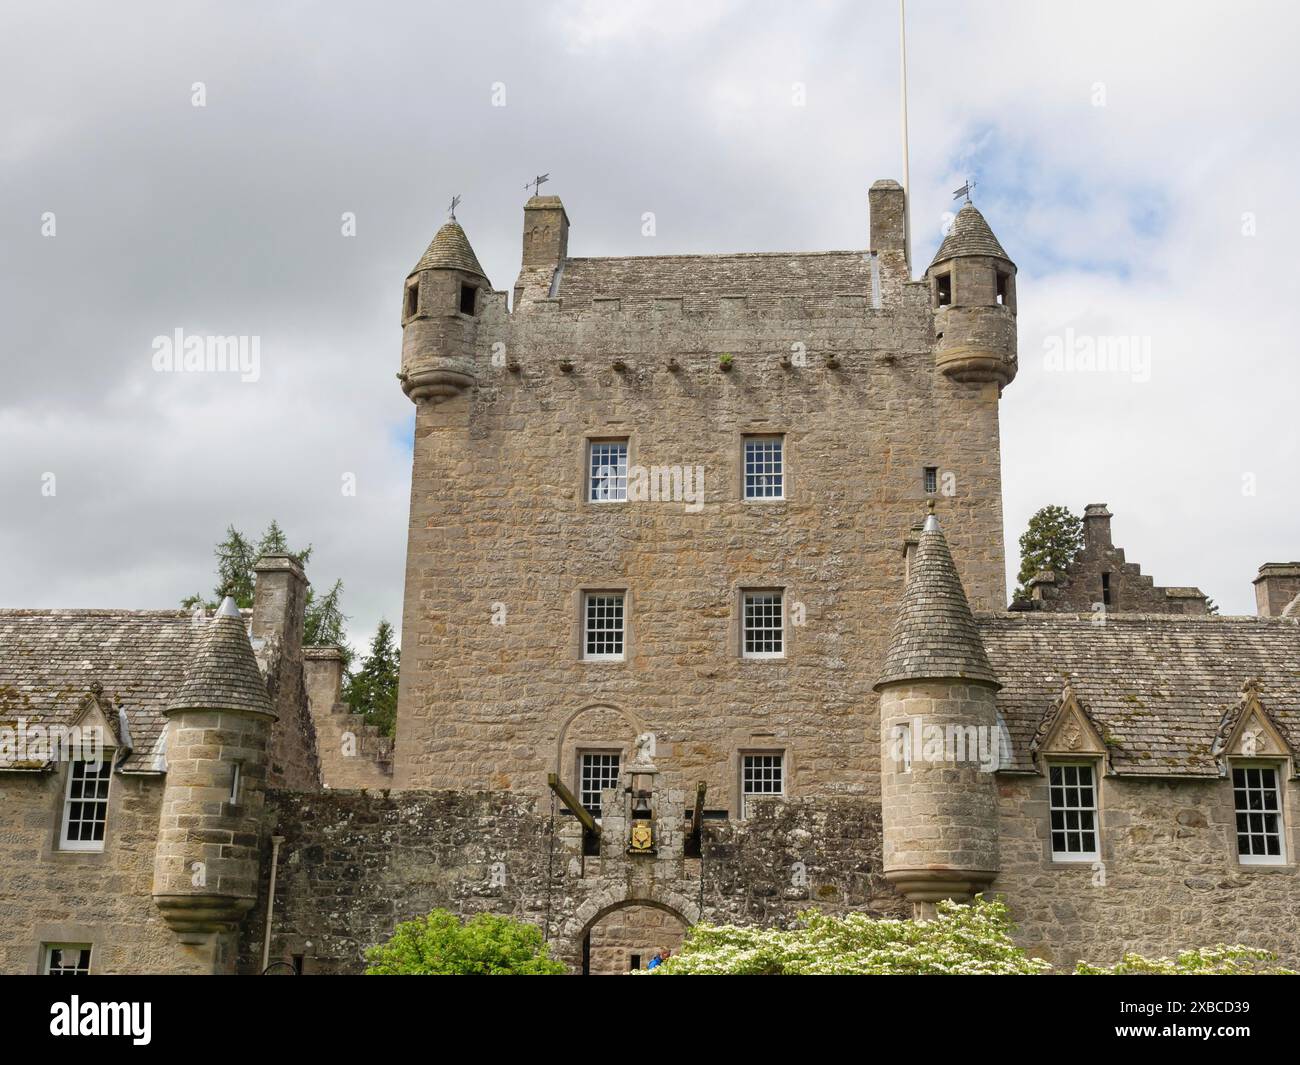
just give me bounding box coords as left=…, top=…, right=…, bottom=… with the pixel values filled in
left=448, top=194, right=461, bottom=220
left=952, top=178, right=976, bottom=203
left=525, top=173, right=550, bottom=197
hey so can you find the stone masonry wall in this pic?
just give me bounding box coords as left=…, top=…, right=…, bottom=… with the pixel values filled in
left=0, top=770, right=223, bottom=974
left=394, top=273, right=1009, bottom=808
left=993, top=773, right=1300, bottom=970
left=241, top=788, right=906, bottom=974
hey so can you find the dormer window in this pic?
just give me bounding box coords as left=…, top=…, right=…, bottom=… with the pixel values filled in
left=1233, top=765, right=1286, bottom=865
left=459, top=282, right=478, bottom=316
left=403, top=278, right=419, bottom=321
left=59, top=757, right=113, bottom=851
left=934, top=272, right=952, bottom=308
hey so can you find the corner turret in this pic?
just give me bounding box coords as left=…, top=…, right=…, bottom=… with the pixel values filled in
left=399, top=219, right=489, bottom=404
left=926, top=201, right=1017, bottom=389
left=875, top=506, right=1001, bottom=913
left=152, top=597, right=277, bottom=951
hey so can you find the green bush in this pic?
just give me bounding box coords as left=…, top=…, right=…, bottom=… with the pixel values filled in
left=365, top=910, right=565, bottom=975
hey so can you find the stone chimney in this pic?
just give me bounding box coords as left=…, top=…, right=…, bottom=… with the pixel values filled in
left=1082, top=504, right=1113, bottom=550
left=521, top=195, right=569, bottom=268
left=869, top=179, right=907, bottom=259
left=1254, top=563, right=1300, bottom=617
left=252, top=554, right=308, bottom=659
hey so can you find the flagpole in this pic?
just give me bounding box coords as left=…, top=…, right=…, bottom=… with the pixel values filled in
left=899, top=0, right=912, bottom=275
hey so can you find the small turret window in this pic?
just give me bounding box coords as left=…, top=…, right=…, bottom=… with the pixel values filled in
left=935, top=272, right=952, bottom=308
left=923, top=466, right=938, bottom=494
left=995, top=270, right=1011, bottom=307
left=459, top=283, right=478, bottom=316
left=403, top=279, right=419, bottom=321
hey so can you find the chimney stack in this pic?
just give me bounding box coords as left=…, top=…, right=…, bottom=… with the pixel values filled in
left=869, top=179, right=907, bottom=257
left=1253, top=563, right=1300, bottom=617
left=1082, top=504, right=1113, bottom=550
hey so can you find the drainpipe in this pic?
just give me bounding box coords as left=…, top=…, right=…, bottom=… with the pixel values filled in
left=261, top=835, right=285, bottom=971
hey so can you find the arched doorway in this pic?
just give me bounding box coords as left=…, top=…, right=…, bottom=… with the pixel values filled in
left=579, top=900, right=690, bottom=975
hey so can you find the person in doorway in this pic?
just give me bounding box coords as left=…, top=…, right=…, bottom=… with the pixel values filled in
left=646, top=948, right=672, bottom=970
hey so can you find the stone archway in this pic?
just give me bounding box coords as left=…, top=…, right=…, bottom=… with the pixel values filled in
left=559, top=888, right=699, bottom=975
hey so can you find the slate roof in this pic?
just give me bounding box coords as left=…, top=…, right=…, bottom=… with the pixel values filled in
left=876, top=514, right=1000, bottom=689
left=554, top=250, right=875, bottom=311
left=410, top=220, right=486, bottom=278
left=979, top=612, right=1300, bottom=776
left=168, top=598, right=273, bottom=719
left=929, top=202, right=1010, bottom=266
left=0, top=606, right=265, bottom=773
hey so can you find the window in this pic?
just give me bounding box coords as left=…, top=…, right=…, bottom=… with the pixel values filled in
left=923, top=466, right=938, bottom=494
left=580, top=752, right=621, bottom=815
left=1049, top=763, right=1099, bottom=861
left=935, top=272, right=952, bottom=308
left=741, top=754, right=784, bottom=817
left=743, top=436, right=784, bottom=500
left=1234, top=766, right=1285, bottom=865
left=59, top=758, right=112, bottom=851
left=742, top=591, right=784, bottom=658
left=458, top=282, right=477, bottom=315
left=1101, top=572, right=1112, bottom=607
left=403, top=279, right=419, bottom=320
left=995, top=270, right=1011, bottom=307
left=588, top=440, right=628, bottom=502
left=229, top=761, right=242, bottom=806
left=45, top=944, right=92, bottom=975
left=583, top=592, right=625, bottom=660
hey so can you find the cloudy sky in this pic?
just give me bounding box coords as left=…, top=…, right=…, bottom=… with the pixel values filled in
left=3, top=0, right=1297, bottom=654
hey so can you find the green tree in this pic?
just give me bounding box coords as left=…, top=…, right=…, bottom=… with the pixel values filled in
left=344, top=619, right=399, bottom=735
left=1013, top=504, right=1084, bottom=602
left=365, top=910, right=565, bottom=975
left=183, top=523, right=348, bottom=663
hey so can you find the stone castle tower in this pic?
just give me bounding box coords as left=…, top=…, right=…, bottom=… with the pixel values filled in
left=392, top=182, right=1018, bottom=813
left=152, top=596, right=277, bottom=969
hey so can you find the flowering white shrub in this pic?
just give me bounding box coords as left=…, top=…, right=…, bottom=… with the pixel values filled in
left=645, top=895, right=1050, bottom=975
left=1076, top=946, right=1295, bottom=975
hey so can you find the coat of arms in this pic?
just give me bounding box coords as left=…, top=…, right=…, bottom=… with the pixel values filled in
left=628, top=820, right=654, bottom=854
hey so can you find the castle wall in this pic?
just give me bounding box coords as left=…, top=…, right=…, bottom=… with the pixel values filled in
left=240, top=789, right=906, bottom=974
left=0, top=770, right=226, bottom=974
left=394, top=283, right=1009, bottom=803
left=993, top=774, right=1300, bottom=969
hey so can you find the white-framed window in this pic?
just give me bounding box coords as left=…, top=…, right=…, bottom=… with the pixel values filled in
left=741, top=753, right=784, bottom=817
left=579, top=752, right=621, bottom=815
left=583, top=592, right=625, bottom=660
left=1233, top=765, right=1286, bottom=865
left=59, top=758, right=112, bottom=851
left=743, top=436, right=784, bottom=500
left=742, top=590, right=784, bottom=658
left=1049, top=762, right=1099, bottom=861
left=588, top=440, right=628, bottom=502
left=45, top=943, right=92, bottom=975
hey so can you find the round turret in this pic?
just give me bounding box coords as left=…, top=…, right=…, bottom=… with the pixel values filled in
left=926, top=202, right=1017, bottom=388
left=875, top=507, right=1001, bottom=913
left=399, top=220, right=489, bottom=404
left=152, top=597, right=277, bottom=942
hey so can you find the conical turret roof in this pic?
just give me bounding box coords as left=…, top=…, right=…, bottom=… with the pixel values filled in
left=410, top=220, right=487, bottom=278
left=166, top=597, right=275, bottom=717
left=875, top=509, right=1000, bottom=689
left=929, top=202, right=1011, bottom=268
